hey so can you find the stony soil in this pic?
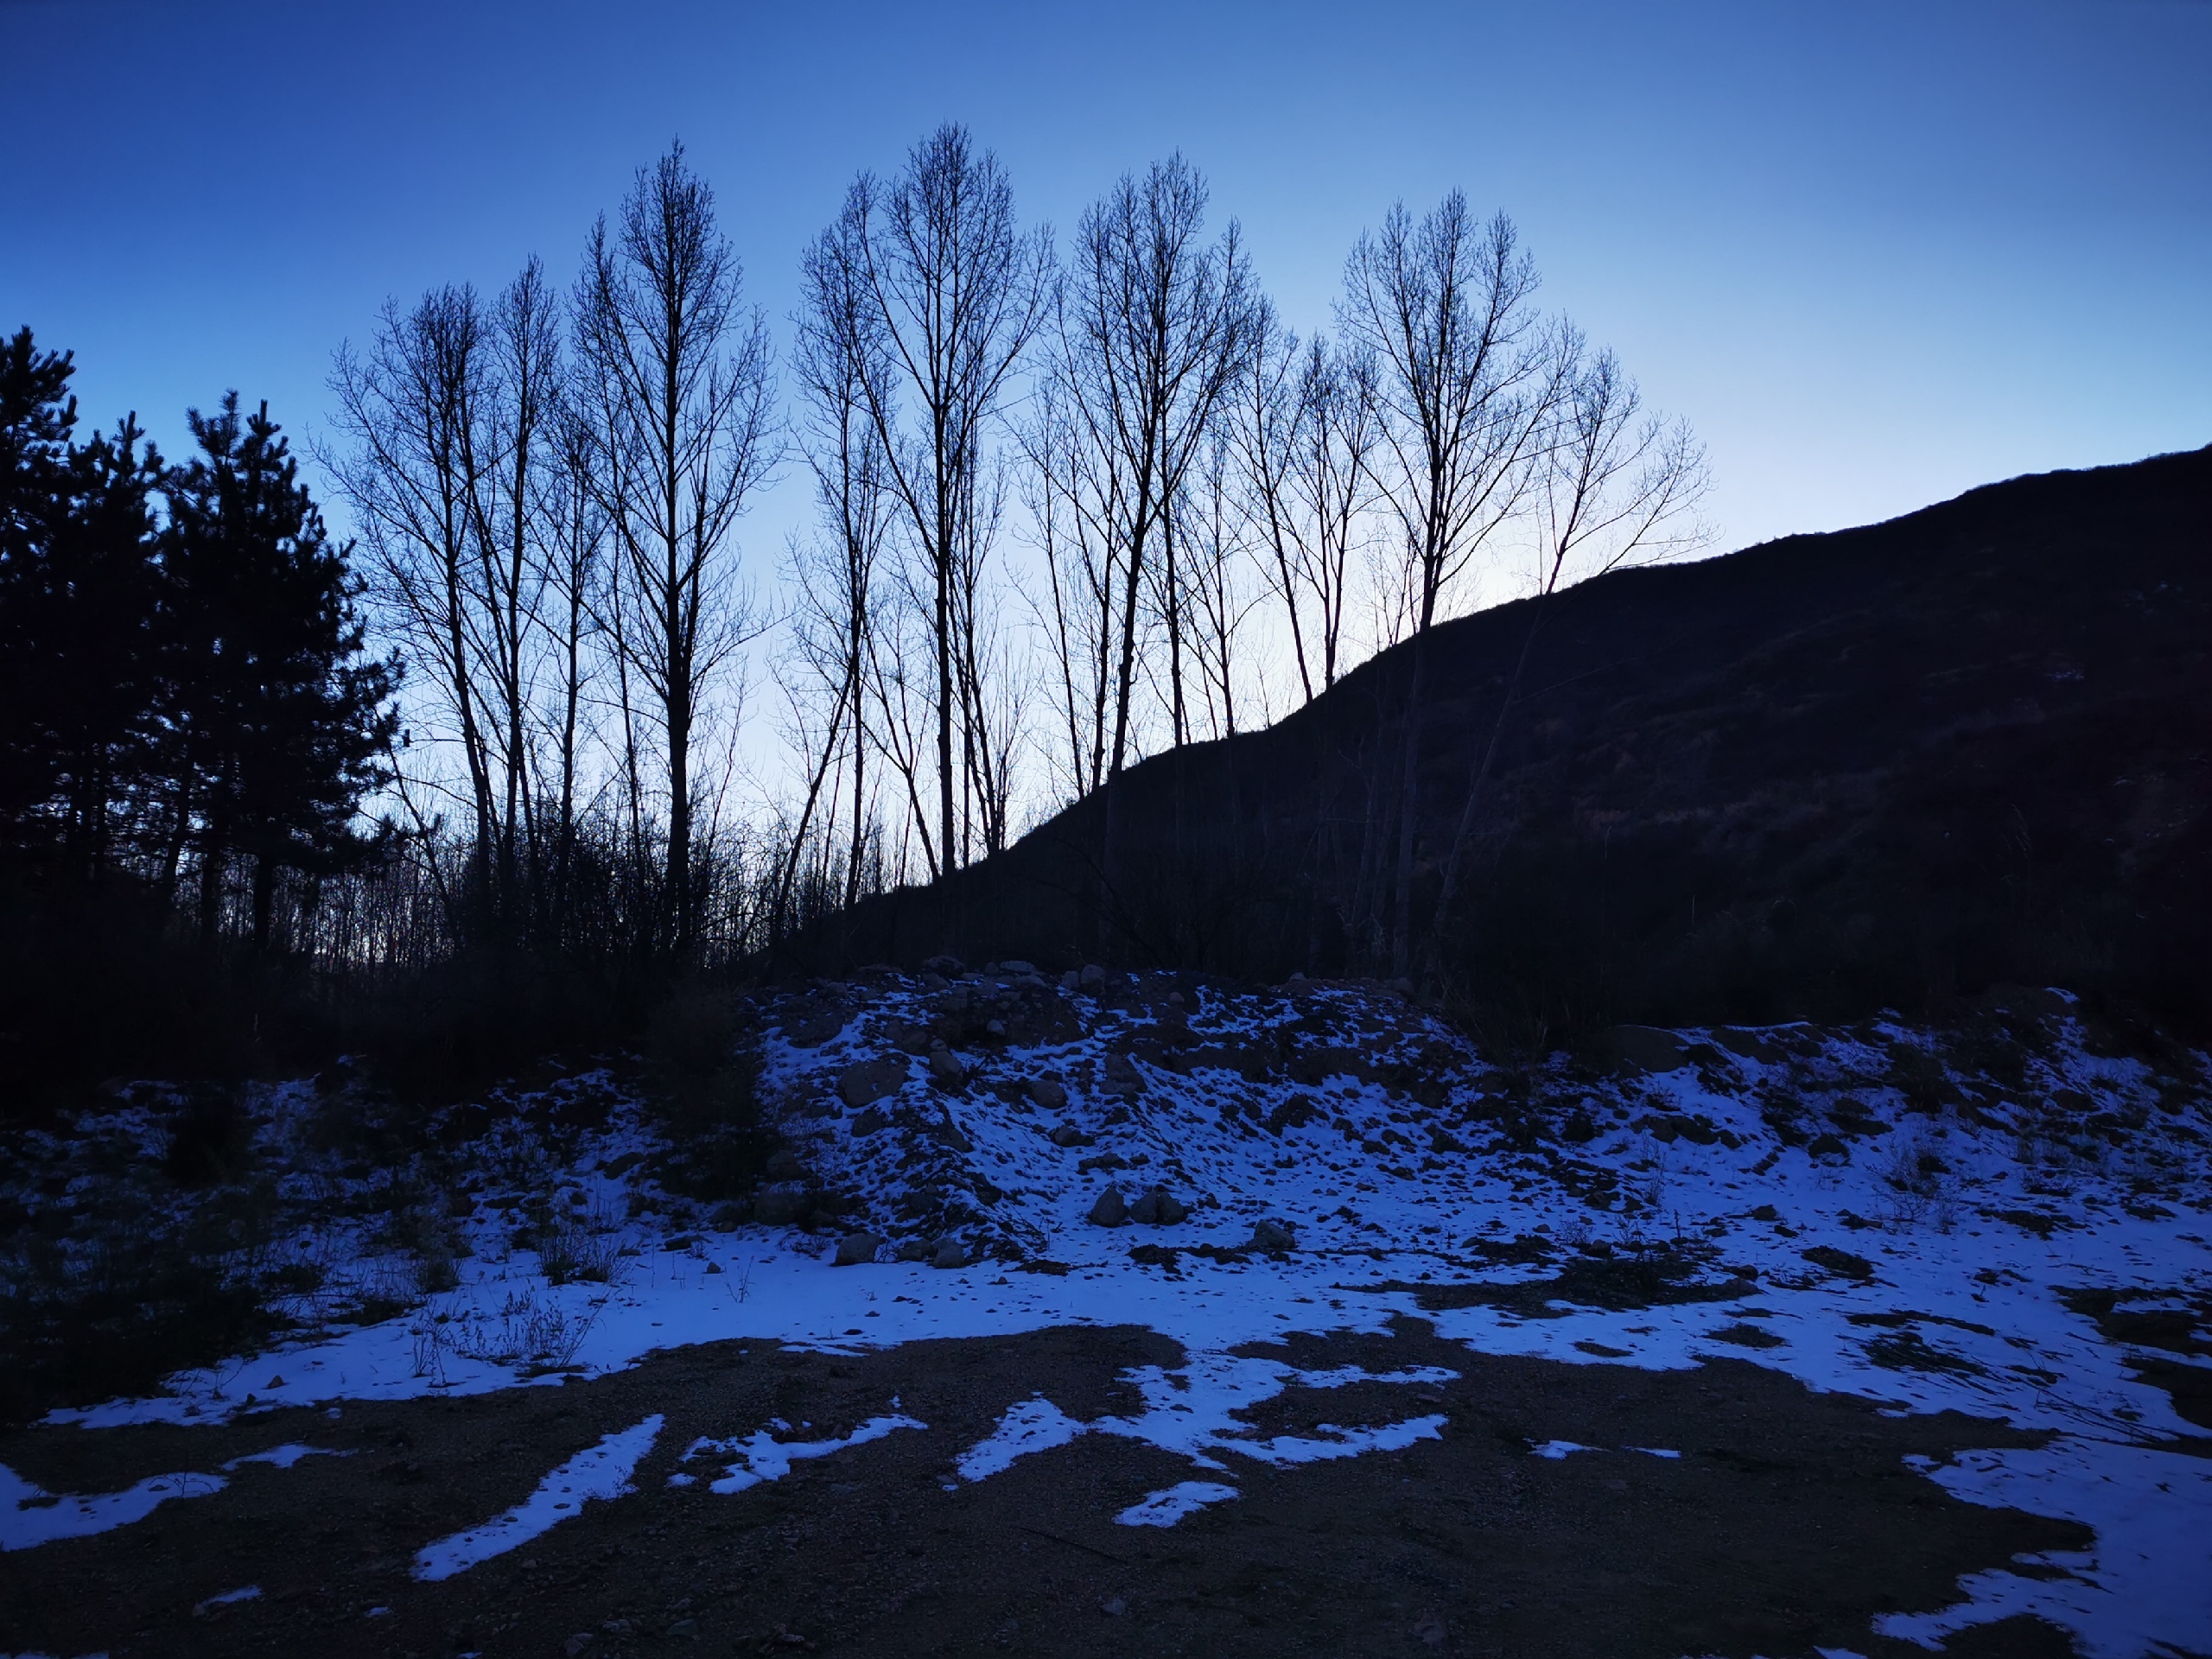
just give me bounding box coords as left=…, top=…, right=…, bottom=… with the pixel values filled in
left=0, top=1320, right=2085, bottom=1659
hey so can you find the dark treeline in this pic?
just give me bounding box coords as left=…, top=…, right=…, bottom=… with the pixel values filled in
left=2, top=123, right=1717, bottom=1107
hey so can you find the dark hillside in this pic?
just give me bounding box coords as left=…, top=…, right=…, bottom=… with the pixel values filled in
left=803, top=444, right=2212, bottom=1033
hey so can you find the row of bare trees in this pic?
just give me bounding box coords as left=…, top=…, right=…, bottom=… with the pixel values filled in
left=326, top=124, right=1708, bottom=970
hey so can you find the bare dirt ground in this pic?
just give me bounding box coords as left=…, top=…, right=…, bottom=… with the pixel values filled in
left=0, top=1319, right=2088, bottom=1659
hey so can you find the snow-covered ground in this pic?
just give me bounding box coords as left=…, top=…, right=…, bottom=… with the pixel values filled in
left=6, top=968, right=2210, bottom=1657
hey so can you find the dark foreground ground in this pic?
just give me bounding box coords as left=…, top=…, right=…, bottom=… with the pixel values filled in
left=0, top=1320, right=2086, bottom=1659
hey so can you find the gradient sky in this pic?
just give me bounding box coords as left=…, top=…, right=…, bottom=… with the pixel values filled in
left=3, top=0, right=2207, bottom=558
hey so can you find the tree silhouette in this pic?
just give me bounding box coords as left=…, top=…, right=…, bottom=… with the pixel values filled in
left=160, top=393, right=397, bottom=948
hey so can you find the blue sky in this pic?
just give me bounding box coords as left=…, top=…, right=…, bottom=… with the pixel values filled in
left=3, top=0, right=2207, bottom=555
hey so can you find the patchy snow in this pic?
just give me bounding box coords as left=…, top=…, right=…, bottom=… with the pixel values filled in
left=1529, top=1440, right=1594, bottom=1459
left=957, top=1397, right=1089, bottom=1481
left=678, top=1414, right=926, bottom=1495
left=410, top=1414, right=662, bottom=1581
left=12, top=973, right=2212, bottom=1652
left=1873, top=1440, right=2212, bottom=1658
left=1116, top=1481, right=1241, bottom=1527
left=0, top=1462, right=226, bottom=1551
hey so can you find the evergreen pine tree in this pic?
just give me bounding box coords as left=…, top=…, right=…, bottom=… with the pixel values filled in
left=161, top=393, right=397, bottom=947
left=0, top=328, right=164, bottom=872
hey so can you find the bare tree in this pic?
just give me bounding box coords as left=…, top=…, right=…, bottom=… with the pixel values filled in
left=1238, top=307, right=1382, bottom=705
left=327, top=283, right=504, bottom=931
left=1338, top=197, right=1566, bottom=971
left=1044, top=154, right=1257, bottom=775
left=574, top=142, right=777, bottom=957
left=1427, top=341, right=1710, bottom=944
left=817, top=123, right=1049, bottom=876
left=782, top=234, right=895, bottom=926
left=478, top=259, right=560, bottom=918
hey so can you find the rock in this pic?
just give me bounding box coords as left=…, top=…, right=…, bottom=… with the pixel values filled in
left=931, top=1238, right=968, bottom=1268
left=709, top=1202, right=747, bottom=1231
left=838, top=1056, right=910, bottom=1109
left=753, top=1189, right=808, bottom=1226
left=1166, top=990, right=1185, bottom=1007
left=566, top=1634, right=596, bottom=1656
left=1029, top=1077, right=1068, bottom=1111
left=1088, top=1186, right=1129, bottom=1227
left=1127, top=1187, right=1160, bottom=1224
left=924, top=953, right=965, bottom=976
left=1153, top=1188, right=1187, bottom=1225
left=929, top=1047, right=967, bottom=1085
left=1000, top=959, right=1037, bottom=976
left=765, top=1149, right=805, bottom=1180
left=1061, top=970, right=1080, bottom=990
left=921, top=970, right=950, bottom=991
left=1101, top=1052, right=1144, bottom=1096
left=1049, top=1123, right=1090, bottom=1147
left=834, top=1231, right=883, bottom=1267
left=1388, top=976, right=1416, bottom=999
left=896, top=1239, right=932, bottom=1262
left=851, top=1106, right=891, bottom=1136
left=667, top=1617, right=698, bottom=1639
left=1602, top=1025, right=1691, bottom=1075
left=1247, top=1217, right=1295, bottom=1252
left=986, top=1019, right=1006, bottom=1037
left=1079, top=963, right=1107, bottom=991
left=1099, top=1596, right=1127, bottom=1617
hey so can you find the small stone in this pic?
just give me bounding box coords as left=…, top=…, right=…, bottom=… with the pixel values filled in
left=921, top=971, right=950, bottom=991
left=265, top=1375, right=285, bottom=1389
left=1078, top=963, right=1107, bottom=991
left=834, top=1232, right=883, bottom=1267
left=1247, top=1217, right=1296, bottom=1252
left=1101, top=1052, right=1144, bottom=1096
left=709, top=1202, right=747, bottom=1231
left=1061, top=970, right=1080, bottom=989
left=1088, top=1186, right=1128, bottom=1227
left=667, top=1616, right=699, bottom=1638
left=897, top=1239, right=932, bottom=1262
left=1127, top=1187, right=1160, bottom=1224
left=1099, top=1595, right=1127, bottom=1617
left=929, top=1047, right=967, bottom=1085
left=1030, top=1077, right=1068, bottom=1110
left=1166, top=990, right=1185, bottom=1007
left=986, top=1018, right=1006, bottom=1037
left=1412, top=1615, right=1446, bottom=1646
left=1000, top=959, right=1037, bottom=976
left=565, top=1634, right=596, bottom=1656
left=1050, top=1123, right=1088, bottom=1147
left=931, top=1238, right=968, bottom=1269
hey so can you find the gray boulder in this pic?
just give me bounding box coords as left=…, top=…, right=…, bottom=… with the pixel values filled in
left=838, top=1056, right=910, bottom=1109
left=929, top=1046, right=967, bottom=1085
left=1247, top=1217, right=1296, bottom=1253
left=895, top=1238, right=932, bottom=1262
left=1029, top=1077, right=1069, bottom=1111
left=1088, top=1185, right=1129, bottom=1227
left=851, top=1106, right=891, bottom=1136
left=1127, top=1186, right=1186, bottom=1226
left=923, top=953, right=965, bottom=976
left=1101, top=1052, right=1144, bottom=1096
left=833, top=1232, right=883, bottom=1267
left=931, top=1238, right=969, bottom=1269
left=1049, top=1123, right=1090, bottom=1147
left=1000, top=959, right=1038, bottom=976
left=1078, top=963, right=1108, bottom=992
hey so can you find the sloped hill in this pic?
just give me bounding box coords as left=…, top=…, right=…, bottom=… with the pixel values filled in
left=808, top=445, right=2212, bottom=1033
